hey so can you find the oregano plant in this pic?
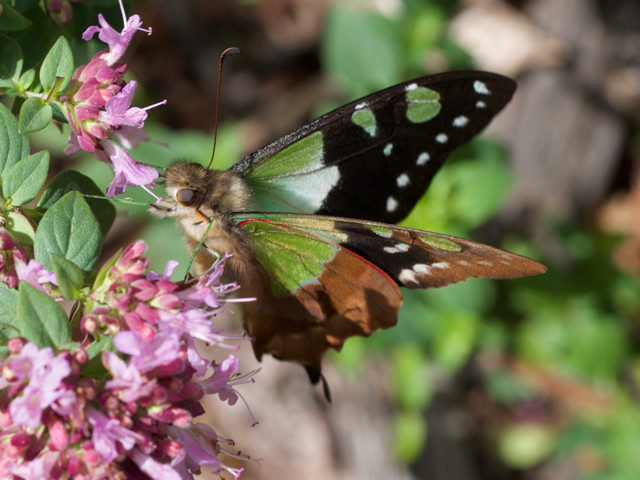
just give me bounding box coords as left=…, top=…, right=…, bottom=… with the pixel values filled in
left=0, top=1, right=259, bottom=477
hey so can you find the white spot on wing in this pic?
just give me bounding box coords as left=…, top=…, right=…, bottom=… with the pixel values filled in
left=384, top=143, right=393, bottom=156
left=431, top=262, right=449, bottom=269
left=453, top=115, right=469, bottom=127
left=386, top=196, right=398, bottom=212
left=384, top=243, right=410, bottom=254
left=417, top=152, right=430, bottom=166
left=355, top=102, right=367, bottom=110
left=413, top=264, right=431, bottom=274
left=476, top=100, right=486, bottom=109
left=405, top=83, right=418, bottom=92
left=436, top=133, right=448, bottom=144
left=399, top=269, right=419, bottom=284
left=474, top=80, right=490, bottom=95
left=396, top=173, right=410, bottom=187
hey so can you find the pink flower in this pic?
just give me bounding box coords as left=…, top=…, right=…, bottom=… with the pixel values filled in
left=114, top=330, right=181, bottom=373
left=87, top=408, right=144, bottom=462
left=102, top=139, right=159, bottom=197
left=113, top=125, right=154, bottom=149
left=103, top=351, right=156, bottom=402
left=16, top=260, right=58, bottom=292
left=168, top=424, right=253, bottom=479
left=60, top=0, right=164, bottom=197
left=130, top=449, right=181, bottom=480
left=98, top=81, right=148, bottom=127
left=201, top=356, right=240, bottom=403
left=147, top=260, right=179, bottom=282
left=82, top=3, right=148, bottom=66
left=6, top=343, right=55, bottom=381
left=5, top=455, right=56, bottom=480
left=9, top=353, right=71, bottom=429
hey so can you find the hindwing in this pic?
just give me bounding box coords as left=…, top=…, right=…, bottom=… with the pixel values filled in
left=234, top=213, right=545, bottom=375
left=235, top=217, right=402, bottom=374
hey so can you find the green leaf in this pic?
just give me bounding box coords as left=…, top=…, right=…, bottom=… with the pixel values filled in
left=7, top=7, right=55, bottom=70
left=18, top=97, right=52, bottom=134
left=39, top=36, right=73, bottom=93
left=83, top=335, right=113, bottom=378
left=38, top=171, right=116, bottom=237
left=91, top=248, right=120, bottom=293
left=13, top=0, right=40, bottom=13
left=34, top=191, right=102, bottom=275
left=18, top=67, right=34, bottom=89
left=50, top=253, right=84, bottom=300
left=4, top=210, right=36, bottom=245
left=3, top=150, right=49, bottom=205
left=17, top=282, right=71, bottom=349
left=0, top=34, right=23, bottom=88
left=3, top=87, right=20, bottom=96
left=51, top=102, right=67, bottom=123
left=86, top=334, right=114, bottom=361
left=0, top=1, right=32, bottom=31
left=0, top=282, right=19, bottom=343
left=0, top=103, right=28, bottom=175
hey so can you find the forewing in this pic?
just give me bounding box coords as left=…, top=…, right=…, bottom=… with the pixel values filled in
left=234, top=213, right=547, bottom=290
left=236, top=218, right=403, bottom=372
left=233, top=71, right=516, bottom=223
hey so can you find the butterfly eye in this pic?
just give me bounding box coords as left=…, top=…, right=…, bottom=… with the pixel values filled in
left=176, top=189, right=197, bottom=206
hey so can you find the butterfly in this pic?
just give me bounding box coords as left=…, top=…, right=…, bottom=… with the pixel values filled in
left=150, top=71, right=546, bottom=394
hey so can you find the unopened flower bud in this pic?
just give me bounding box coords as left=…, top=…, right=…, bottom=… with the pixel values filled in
left=0, top=228, right=27, bottom=289
left=45, top=0, right=74, bottom=26
left=7, top=337, right=26, bottom=355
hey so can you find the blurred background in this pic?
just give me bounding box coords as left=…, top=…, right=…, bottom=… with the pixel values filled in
left=28, top=0, right=640, bottom=478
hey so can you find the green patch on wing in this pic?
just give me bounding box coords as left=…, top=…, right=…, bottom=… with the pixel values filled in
left=245, top=131, right=342, bottom=214
left=417, top=232, right=461, bottom=252
left=352, top=108, right=377, bottom=137
left=241, top=220, right=337, bottom=295
left=248, top=131, right=324, bottom=179
left=405, top=87, right=441, bottom=124
left=370, top=225, right=393, bottom=237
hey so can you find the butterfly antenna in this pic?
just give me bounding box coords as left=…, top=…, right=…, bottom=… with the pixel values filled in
left=207, top=47, right=241, bottom=170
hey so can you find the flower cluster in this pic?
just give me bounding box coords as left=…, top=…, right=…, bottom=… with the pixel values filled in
left=60, top=1, right=162, bottom=197
left=0, top=242, right=258, bottom=479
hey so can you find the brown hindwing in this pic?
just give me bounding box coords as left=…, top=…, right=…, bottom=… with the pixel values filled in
left=239, top=244, right=403, bottom=374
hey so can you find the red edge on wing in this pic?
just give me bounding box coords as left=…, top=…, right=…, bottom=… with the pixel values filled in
left=237, top=218, right=398, bottom=287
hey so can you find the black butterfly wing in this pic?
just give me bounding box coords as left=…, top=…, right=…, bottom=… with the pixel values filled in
left=232, top=71, right=515, bottom=224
